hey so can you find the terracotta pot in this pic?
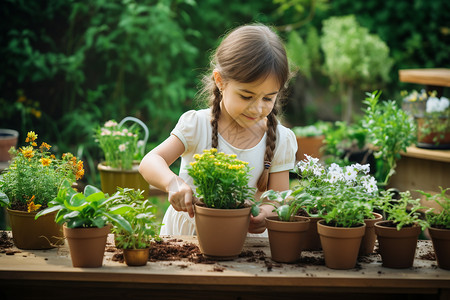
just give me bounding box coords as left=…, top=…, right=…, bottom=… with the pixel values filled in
left=98, top=162, right=149, bottom=196
left=265, top=216, right=310, bottom=263
left=63, top=224, right=110, bottom=268
left=302, top=216, right=323, bottom=251
left=415, top=117, right=450, bottom=149
left=317, top=220, right=366, bottom=270
left=0, top=129, right=19, bottom=162
left=296, top=135, right=325, bottom=161
left=359, top=212, right=383, bottom=255
left=7, top=208, right=63, bottom=250
left=123, top=248, right=150, bottom=266
left=374, top=221, right=421, bottom=269
left=428, top=227, right=450, bottom=270
left=194, top=204, right=251, bottom=260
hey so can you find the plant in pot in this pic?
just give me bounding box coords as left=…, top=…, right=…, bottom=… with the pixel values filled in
left=107, top=187, right=161, bottom=266
left=402, top=90, right=450, bottom=149
left=262, top=189, right=312, bottom=263
left=374, top=190, right=429, bottom=269
left=420, top=187, right=450, bottom=270
left=0, top=131, right=84, bottom=249
left=295, top=154, right=381, bottom=255
left=362, top=90, right=417, bottom=187
left=292, top=121, right=330, bottom=162
left=187, top=148, right=257, bottom=259
left=36, top=180, right=132, bottom=268
left=95, top=117, right=150, bottom=195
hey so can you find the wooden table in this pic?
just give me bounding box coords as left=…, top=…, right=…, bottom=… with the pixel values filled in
left=0, top=234, right=449, bottom=300
left=399, top=68, right=450, bottom=97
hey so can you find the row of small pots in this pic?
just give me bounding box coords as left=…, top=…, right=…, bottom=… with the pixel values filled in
left=266, top=214, right=450, bottom=270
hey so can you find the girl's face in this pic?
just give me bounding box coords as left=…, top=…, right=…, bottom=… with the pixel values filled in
left=218, top=73, right=280, bottom=129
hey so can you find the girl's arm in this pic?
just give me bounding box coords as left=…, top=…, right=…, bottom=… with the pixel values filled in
left=139, top=135, right=195, bottom=217
left=248, top=170, right=290, bottom=233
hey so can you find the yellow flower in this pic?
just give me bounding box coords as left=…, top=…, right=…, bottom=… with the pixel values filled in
left=190, top=161, right=197, bottom=166
left=27, top=196, right=41, bottom=213
left=230, top=154, right=237, bottom=158
left=40, top=158, right=52, bottom=166
left=25, top=131, right=38, bottom=143
left=193, top=154, right=201, bottom=160
left=21, top=146, right=34, bottom=159
left=40, top=142, right=51, bottom=150
left=210, top=148, right=217, bottom=153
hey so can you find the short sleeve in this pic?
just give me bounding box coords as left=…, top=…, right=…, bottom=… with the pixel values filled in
left=171, top=110, right=206, bottom=155
left=270, top=125, right=298, bottom=173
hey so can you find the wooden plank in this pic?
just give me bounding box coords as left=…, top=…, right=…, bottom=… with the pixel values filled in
left=403, top=146, right=450, bottom=163
left=399, top=68, right=450, bottom=87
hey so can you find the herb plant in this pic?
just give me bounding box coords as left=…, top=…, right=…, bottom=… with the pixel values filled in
left=419, top=187, right=450, bottom=229
left=362, top=91, right=416, bottom=186
left=0, top=131, right=84, bottom=212
left=107, top=187, right=161, bottom=249
left=376, top=190, right=429, bottom=231
left=187, top=148, right=255, bottom=209
left=36, top=180, right=132, bottom=231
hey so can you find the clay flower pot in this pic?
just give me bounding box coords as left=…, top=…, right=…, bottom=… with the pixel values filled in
left=296, top=135, right=325, bottom=161
left=302, top=216, right=323, bottom=251
left=0, top=129, right=19, bottom=162
left=123, top=248, right=150, bottom=266
left=98, top=162, right=149, bottom=196
left=63, top=224, right=110, bottom=268
left=374, top=221, right=421, bottom=269
left=265, top=216, right=310, bottom=263
left=317, top=220, right=366, bottom=270
left=7, top=208, right=63, bottom=250
left=428, top=227, right=450, bottom=270
left=194, top=204, right=251, bottom=260
left=359, top=212, right=383, bottom=255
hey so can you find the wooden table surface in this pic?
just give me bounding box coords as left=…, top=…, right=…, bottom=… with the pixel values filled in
left=0, top=234, right=449, bottom=300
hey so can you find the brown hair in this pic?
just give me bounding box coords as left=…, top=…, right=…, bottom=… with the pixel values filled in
left=201, top=24, right=289, bottom=192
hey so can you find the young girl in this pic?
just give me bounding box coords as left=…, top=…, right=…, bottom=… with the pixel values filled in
left=139, top=24, right=297, bottom=236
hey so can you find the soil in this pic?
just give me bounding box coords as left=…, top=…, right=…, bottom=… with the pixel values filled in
left=0, top=231, right=20, bottom=255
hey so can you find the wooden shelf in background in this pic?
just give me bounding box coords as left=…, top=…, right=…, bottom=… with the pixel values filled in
left=399, top=68, right=450, bottom=87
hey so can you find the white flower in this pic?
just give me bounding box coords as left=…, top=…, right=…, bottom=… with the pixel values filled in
left=118, top=144, right=127, bottom=152
left=137, top=140, right=145, bottom=148
left=101, top=129, right=112, bottom=136
left=352, top=163, right=370, bottom=175
left=426, top=96, right=449, bottom=113
left=343, top=166, right=357, bottom=182
left=361, top=175, right=378, bottom=194
left=326, top=163, right=344, bottom=183
left=104, top=120, right=118, bottom=127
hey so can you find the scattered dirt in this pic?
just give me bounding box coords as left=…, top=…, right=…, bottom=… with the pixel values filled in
left=0, top=231, right=13, bottom=251
left=419, top=251, right=436, bottom=261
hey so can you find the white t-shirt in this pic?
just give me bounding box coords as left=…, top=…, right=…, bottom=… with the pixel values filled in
left=160, top=108, right=298, bottom=236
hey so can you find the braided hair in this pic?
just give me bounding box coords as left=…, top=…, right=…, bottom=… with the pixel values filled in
left=200, top=24, right=289, bottom=192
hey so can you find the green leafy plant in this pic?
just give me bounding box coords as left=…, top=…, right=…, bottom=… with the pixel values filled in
left=292, top=121, right=330, bottom=137
left=294, top=154, right=379, bottom=227
left=362, top=90, right=416, bottom=186
left=107, top=187, right=161, bottom=249
left=375, top=190, right=429, bottom=231
left=261, top=189, right=314, bottom=222
left=187, top=148, right=255, bottom=210
left=0, top=131, right=84, bottom=212
left=35, top=180, right=132, bottom=231
left=419, top=187, right=450, bottom=229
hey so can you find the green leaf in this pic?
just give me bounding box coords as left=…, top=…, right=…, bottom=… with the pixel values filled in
left=85, top=191, right=106, bottom=203
left=84, top=185, right=102, bottom=197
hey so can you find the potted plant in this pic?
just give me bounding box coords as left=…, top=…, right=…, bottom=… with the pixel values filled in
left=296, top=156, right=381, bottom=254
left=362, top=90, right=417, bottom=187
left=95, top=117, right=150, bottom=195
left=187, top=148, right=257, bottom=259
left=107, top=187, right=161, bottom=266
left=0, top=131, right=84, bottom=249
left=36, top=180, right=132, bottom=267
left=420, top=187, right=450, bottom=270
left=262, top=189, right=311, bottom=263
left=292, top=122, right=329, bottom=161
left=402, top=90, right=450, bottom=149
left=374, top=190, right=429, bottom=269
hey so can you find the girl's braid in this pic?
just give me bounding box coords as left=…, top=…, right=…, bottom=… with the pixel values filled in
left=256, top=106, right=278, bottom=192
left=210, top=85, right=222, bottom=148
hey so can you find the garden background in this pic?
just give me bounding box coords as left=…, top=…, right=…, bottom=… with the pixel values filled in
left=1, top=0, right=449, bottom=191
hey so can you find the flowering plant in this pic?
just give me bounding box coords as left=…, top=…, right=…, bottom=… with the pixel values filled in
left=94, top=119, right=144, bottom=170
left=402, top=89, right=450, bottom=144
left=187, top=148, right=255, bottom=209
left=294, top=155, right=379, bottom=227
left=0, top=131, right=84, bottom=212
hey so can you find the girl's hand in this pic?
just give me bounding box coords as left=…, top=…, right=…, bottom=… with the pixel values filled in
left=248, top=204, right=275, bottom=234
left=167, top=176, right=194, bottom=218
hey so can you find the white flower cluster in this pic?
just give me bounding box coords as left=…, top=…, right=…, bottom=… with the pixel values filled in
left=297, top=154, right=378, bottom=194
left=426, top=96, right=450, bottom=114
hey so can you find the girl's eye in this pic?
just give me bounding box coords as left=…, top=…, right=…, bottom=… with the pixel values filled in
left=239, top=95, right=252, bottom=100
left=263, top=97, right=273, bottom=102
